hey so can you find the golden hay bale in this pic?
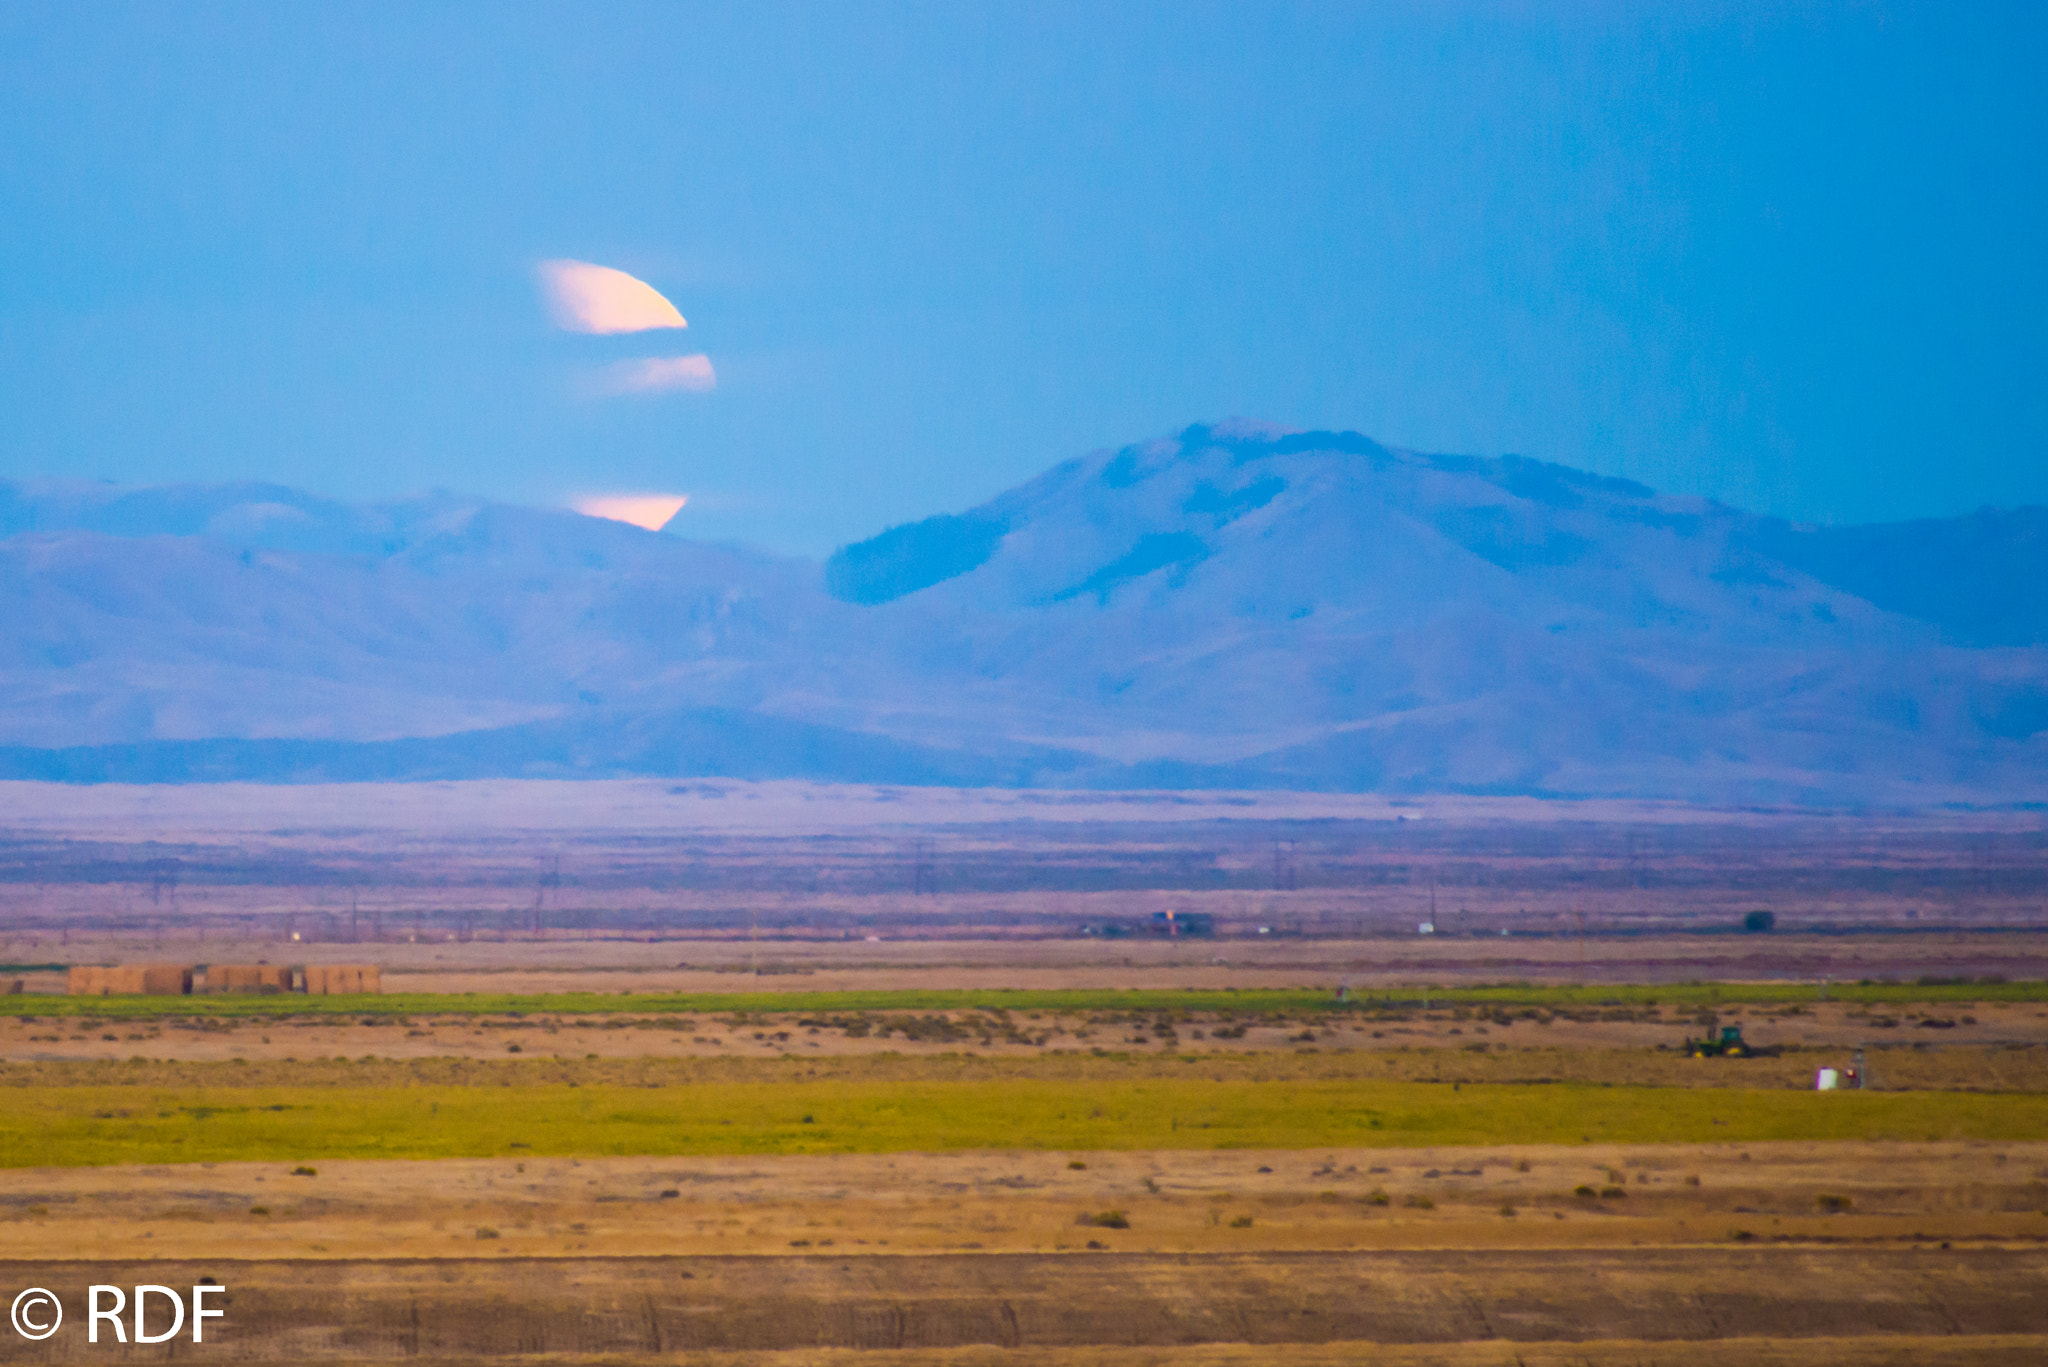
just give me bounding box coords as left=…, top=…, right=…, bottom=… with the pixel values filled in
left=70, top=964, right=192, bottom=995
left=206, top=964, right=292, bottom=993
left=304, top=964, right=382, bottom=995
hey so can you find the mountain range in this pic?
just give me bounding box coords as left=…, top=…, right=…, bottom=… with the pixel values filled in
left=2, top=421, right=2044, bottom=803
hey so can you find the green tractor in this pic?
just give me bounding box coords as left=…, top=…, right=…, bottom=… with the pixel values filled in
left=1688, top=1025, right=1751, bottom=1058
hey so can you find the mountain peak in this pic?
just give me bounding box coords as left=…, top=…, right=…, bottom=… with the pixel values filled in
left=2, top=427, right=2043, bottom=802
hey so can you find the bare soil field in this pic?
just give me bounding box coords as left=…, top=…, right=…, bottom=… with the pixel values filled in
left=21, top=1342, right=2021, bottom=1367
left=3, top=1249, right=2044, bottom=1363
left=6, top=1142, right=2045, bottom=1262
left=2, top=1144, right=2045, bottom=1362
left=7, top=996, right=2048, bottom=1067
left=13, top=933, right=2048, bottom=1001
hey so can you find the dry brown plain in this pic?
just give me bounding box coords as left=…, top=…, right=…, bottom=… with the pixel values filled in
left=12, top=932, right=2048, bottom=1003
left=4, top=782, right=2045, bottom=1363
left=3, top=779, right=2043, bottom=946
left=8, top=992, right=2048, bottom=1067
left=2, top=1142, right=2046, bottom=1362
left=5, top=1023, right=2046, bottom=1362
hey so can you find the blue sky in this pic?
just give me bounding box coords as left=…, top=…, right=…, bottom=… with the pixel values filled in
left=1, top=2, right=2042, bottom=553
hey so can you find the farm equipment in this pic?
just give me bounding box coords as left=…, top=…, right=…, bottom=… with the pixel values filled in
left=1687, top=1025, right=1752, bottom=1058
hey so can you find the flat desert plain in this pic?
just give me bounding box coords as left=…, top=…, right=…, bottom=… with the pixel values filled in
left=4, top=784, right=2045, bottom=1363
left=2, top=1141, right=2046, bottom=1363
left=7, top=976, right=2048, bottom=1362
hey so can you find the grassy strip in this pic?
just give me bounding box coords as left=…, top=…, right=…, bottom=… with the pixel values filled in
left=8, top=1076, right=2045, bottom=1167
left=10, top=980, right=2047, bottom=1021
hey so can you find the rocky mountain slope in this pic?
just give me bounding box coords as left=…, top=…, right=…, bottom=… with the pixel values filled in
left=2, top=423, right=2043, bottom=802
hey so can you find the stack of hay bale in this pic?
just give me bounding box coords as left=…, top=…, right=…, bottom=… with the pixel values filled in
left=66, top=964, right=194, bottom=995
left=202, top=964, right=294, bottom=994
left=303, top=964, right=383, bottom=994
left=68, top=962, right=382, bottom=995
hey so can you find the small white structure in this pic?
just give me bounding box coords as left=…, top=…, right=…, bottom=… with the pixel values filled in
left=1815, top=1068, right=1840, bottom=1090
left=1417, top=921, right=1435, bottom=935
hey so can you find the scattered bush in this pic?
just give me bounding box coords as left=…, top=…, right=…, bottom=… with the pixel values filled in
left=1816, top=1193, right=1853, bottom=1213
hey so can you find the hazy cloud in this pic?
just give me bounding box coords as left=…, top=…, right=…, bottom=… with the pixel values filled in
left=597, top=353, right=717, bottom=395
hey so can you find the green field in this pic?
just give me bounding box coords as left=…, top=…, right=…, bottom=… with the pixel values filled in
left=11, top=978, right=2045, bottom=1022
left=7, top=1074, right=2045, bottom=1167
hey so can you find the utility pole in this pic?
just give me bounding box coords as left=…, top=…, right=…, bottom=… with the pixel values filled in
left=912, top=839, right=932, bottom=897
left=535, top=854, right=559, bottom=939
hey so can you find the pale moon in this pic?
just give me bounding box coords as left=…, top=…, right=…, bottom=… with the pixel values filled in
left=537, top=260, right=687, bottom=334
left=573, top=494, right=688, bottom=530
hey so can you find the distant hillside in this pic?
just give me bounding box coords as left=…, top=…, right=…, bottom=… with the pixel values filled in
left=1744, top=507, right=2048, bottom=648
left=1, top=424, right=2042, bottom=803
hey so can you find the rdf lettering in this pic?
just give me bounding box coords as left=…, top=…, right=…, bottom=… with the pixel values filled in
left=193, top=1283, right=225, bottom=1341
left=88, top=1285, right=126, bottom=1343
left=84, top=1284, right=220, bottom=1343
left=133, top=1285, right=185, bottom=1344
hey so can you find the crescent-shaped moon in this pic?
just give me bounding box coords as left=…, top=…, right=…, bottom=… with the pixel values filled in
left=537, top=260, right=687, bottom=334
